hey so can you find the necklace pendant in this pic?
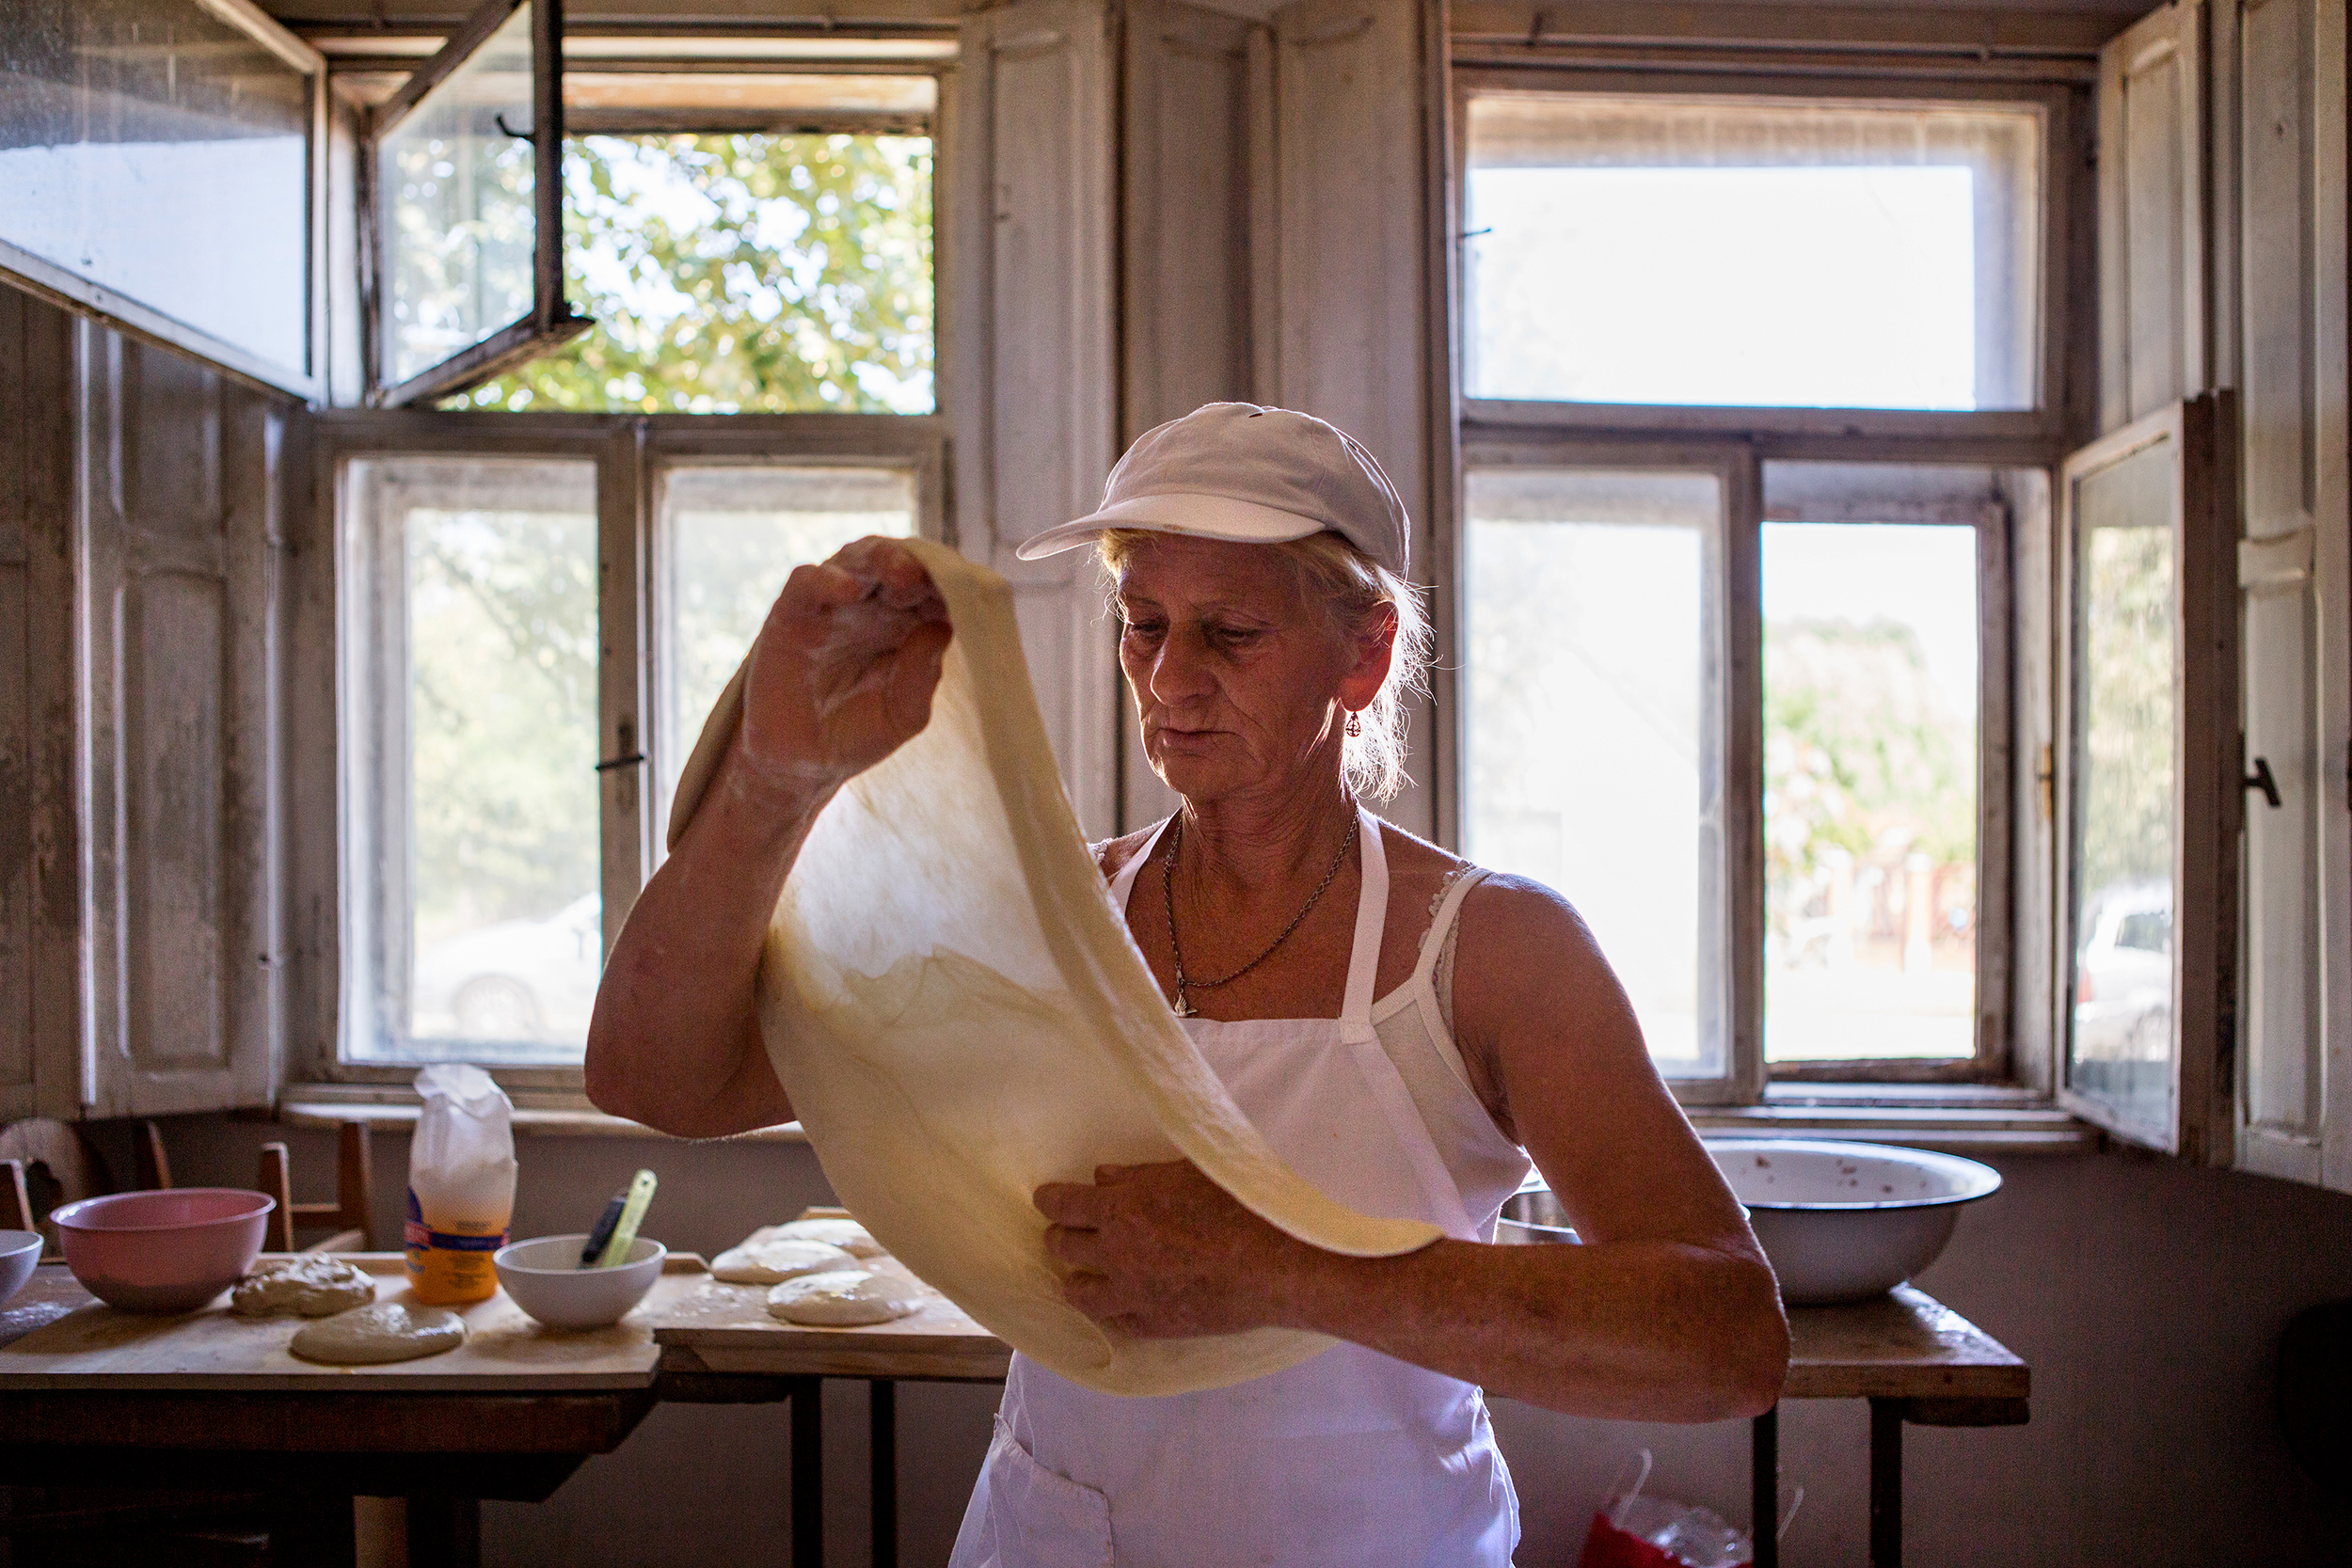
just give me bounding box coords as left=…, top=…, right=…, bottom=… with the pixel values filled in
left=1172, top=992, right=1196, bottom=1019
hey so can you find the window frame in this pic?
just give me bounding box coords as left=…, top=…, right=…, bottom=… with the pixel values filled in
left=1449, top=60, right=2090, bottom=1098
left=1451, top=66, right=2087, bottom=443
left=305, top=408, right=949, bottom=1092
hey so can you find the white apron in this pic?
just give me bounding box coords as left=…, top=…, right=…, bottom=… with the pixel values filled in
left=949, top=808, right=1521, bottom=1568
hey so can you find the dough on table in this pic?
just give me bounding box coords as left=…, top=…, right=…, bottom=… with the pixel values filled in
left=230, top=1256, right=377, bottom=1318
left=767, top=1217, right=884, bottom=1259
left=710, top=1238, right=857, bottom=1284
left=667, top=538, right=1441, bottom=1398
left=767, top=1270, right=919, bottom=1327
left=288, top=1302, right=466, bottom=1365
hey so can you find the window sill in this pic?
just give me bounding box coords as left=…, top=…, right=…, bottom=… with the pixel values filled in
left=278, top=1089, right=807, bottom=1144
left=1688, top=1085, right=2096, bottom=1153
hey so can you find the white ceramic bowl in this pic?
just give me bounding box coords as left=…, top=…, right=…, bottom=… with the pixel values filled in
left=0, top=1229, right=41, bottom=1307
left=1710, top=1139, right=2001, bottom=1305
left=493, top=1234, right=665, bottom=1329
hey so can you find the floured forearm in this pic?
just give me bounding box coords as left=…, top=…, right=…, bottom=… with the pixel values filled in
left=585, top=731, right=828, bottom=1137
left=1274, top=1234, right=1788, bottom=1422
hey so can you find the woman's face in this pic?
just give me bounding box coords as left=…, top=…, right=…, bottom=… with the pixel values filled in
left=1113, top=534, right=1387, bottom=805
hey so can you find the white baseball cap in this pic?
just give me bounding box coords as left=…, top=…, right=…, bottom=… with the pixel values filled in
left=1013, top=403, right=1410, bottom=578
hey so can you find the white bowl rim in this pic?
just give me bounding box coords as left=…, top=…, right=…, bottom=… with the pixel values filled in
left=0, top=1229, right=40, bottom=1258
left=494, top=1233, right=665, bottom=1275
left=1703, top=1137, right=2002, bottom=1211
left=52, top=1188, right=277, bottom=1233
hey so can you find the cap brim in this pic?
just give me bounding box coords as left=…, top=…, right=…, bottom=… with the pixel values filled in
left=1014, top=492, right=1328, bottom=562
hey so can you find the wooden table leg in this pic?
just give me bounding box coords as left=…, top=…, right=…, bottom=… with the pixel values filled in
left=1750, top=1404, right=1778, bottom=1568
left=792, top=1376, right=823, bottom=1568
left=406, top=1496, right=480, bottom=1568
left=1869, top=1397, right=1902, bottom=1568
left=871, top=1380, right=897, bottom=1568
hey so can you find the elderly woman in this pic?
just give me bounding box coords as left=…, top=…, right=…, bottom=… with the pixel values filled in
left=588, top=403, right=1788, bottom=1567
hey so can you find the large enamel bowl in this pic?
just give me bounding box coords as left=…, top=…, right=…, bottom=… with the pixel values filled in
left=1497, top=1140, right=2001, bottom=1305
left=1712, top=1139, right=2002, bottom=1303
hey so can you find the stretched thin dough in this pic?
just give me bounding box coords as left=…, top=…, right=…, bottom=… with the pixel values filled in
left=670, top=537, right=1439, bottom=1397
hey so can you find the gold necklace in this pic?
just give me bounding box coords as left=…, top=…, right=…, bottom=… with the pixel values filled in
left=1162, top=811, right=1359, bottom=1018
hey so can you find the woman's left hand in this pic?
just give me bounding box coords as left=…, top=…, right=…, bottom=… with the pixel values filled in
left=1035, top=1162, right=1311, bottom=1338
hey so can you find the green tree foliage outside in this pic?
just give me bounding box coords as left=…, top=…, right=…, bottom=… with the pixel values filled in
left=452, top=133, right=934, bottom=414
left=2078, top=523, right=2175, bottom=899
left=407, top=497, right=600, bottom=947
left=1763, top=617, right=1975, bottom=950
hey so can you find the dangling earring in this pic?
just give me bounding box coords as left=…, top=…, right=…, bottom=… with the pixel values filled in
left=1345, top=710, right=1362, bottom=738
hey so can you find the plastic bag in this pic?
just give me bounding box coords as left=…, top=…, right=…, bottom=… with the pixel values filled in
left=404, top=1064, right=517, bottom=1305
left=1578, top=1453, right=1756, bottom=1568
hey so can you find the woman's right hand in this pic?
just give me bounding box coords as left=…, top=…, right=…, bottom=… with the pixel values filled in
left=738, top=537, right=953, bottom=799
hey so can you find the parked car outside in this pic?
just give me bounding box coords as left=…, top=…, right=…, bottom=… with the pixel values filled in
left=2072, top=880, right=2171, bottom=1062
left=412, top=893, right=602, bottom=1052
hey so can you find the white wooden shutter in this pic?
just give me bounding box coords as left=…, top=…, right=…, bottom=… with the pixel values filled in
left=1266, top=0, right=1445, bottom=840
left=2100, top=0, right=2211, bottom=434
left=76, top=329, right=284, bottom=1117
left=2230, top=0, right=2352, bottom=1187
left=950, top=0, right=1121, bottom=840
left=1117, top=0, right=1260, bottom=832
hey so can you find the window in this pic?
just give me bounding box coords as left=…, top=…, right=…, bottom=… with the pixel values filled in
left=320, top=42, right=948, bottom=1082
left=1455, top=71, right=2073, bottom=1098
left=1763, top=521, right=1981, bottom=1064
left=342, top=458, right=601, bottom=1063
left=0, top=0, right=322, bottom=394
left=455, top=126, right=936, bottom=415
left=1464, top=467, right=1728, bottom=1080
left=1465, top=93, right=2044, bottom=411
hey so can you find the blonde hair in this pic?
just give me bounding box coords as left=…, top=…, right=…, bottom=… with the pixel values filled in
left=1097, top=529, right=1431, bottom=801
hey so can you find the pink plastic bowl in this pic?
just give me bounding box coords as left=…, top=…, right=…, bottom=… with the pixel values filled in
left=52, top=1189, right=276, bottom=1313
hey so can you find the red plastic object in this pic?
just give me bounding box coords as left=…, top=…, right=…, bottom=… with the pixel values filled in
left=1580, top=1511, right=1749, bottom=1568
left=52, top=1188, right=275, bottom=1313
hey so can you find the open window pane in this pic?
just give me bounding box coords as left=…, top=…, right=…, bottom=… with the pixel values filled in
left=2067, top=442, right=2178, bottom=1137
left=0, top=0, right=311, bottom=380
left=655, top=466, right=917, bottom=821
left=1764, top=523, right=1979, bottom=1060
left=455, top=133, right=935, bottom=414
left=1465, top=468, right=1726, bottom=1079
left=1465, top=94, right=2042, bottom=410
left=347, top=457, right=600, bottom=1064
left=379, top=4, right=538, bottom=387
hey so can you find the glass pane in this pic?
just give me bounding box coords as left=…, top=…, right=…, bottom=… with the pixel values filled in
left=380, top=5, right=536, bottom=387
left=2068, top=443, right=2178, bottom=1137
left=1465, top=95, right=2042, bottom=410
left=355, top=457, right=599, bottom=1063
left=1465, top=469, right=1725, bottom=1078
left=0, top=0, right=310, bottom=374
left=456, top=133, right=935, bottom=414
left=657, top=466, right=918, bottom=819
left=1764, top=523, right=1979, bottom=1061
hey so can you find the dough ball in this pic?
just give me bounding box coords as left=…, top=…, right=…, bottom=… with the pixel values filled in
left=231, top=1256, right=378, bottom=1318
left=766, top=1270, right=919, bottom=1327
left=771, top=1218, right=884, bottom=1259
left=289, top=1302, right=468, bottom=1365
left=710, top=1239, right=857, bottom=1285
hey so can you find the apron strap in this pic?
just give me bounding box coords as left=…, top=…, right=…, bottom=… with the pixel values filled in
left=1342, top=806, right=1388, bottom=1026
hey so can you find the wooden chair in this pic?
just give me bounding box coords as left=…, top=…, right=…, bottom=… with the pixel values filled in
left=254, top=1119, right=378, bottom=1253
left=0, top=1117, right=378, bottom=1256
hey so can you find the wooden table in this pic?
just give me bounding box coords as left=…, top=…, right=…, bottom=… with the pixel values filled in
left=649, top=1217, right=1008, bottom=1568
left=652, top=1235, right=2026, bottom=1568
left=0, top=1255, right=703, bottom=1566
left=1760, top=1284, right=2031, bottom=1568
